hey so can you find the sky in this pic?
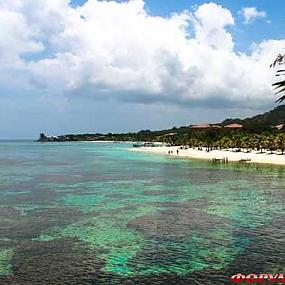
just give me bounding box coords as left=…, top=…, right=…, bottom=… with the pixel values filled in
left=0, top=0, right=285, bottom=139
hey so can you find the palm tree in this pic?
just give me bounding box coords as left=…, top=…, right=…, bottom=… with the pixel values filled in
left=267, top=135, right=276, bottom=154
left=247, top=137, right=257, bottom=152
left=271, top=54, right=285, bottom=103
left=275, top=133, right=285, bottom=154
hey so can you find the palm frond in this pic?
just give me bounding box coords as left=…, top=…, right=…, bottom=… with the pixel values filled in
left=272, top=80, right=285, bottom=87
left=271, top=54, right=285, bottom=103
left=276, top=95, right=285, bottom=103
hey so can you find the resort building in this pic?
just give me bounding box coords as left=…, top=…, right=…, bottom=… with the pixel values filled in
left=190, top=124, right=221, bottom=129
left=272, top=124, right=284, bottom=130
left=224, top=123, right=243, bottom=129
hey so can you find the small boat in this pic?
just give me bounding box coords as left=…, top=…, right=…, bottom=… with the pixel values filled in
left=239, top=158, right=251, bottom=163
left=144, top=142, right=155, bottom=147
left=133, top=142, right=156, bottom=148
left=133, top=143, right=143, bottom=148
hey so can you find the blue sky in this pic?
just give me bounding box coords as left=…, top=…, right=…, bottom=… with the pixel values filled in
left=0, top=0, right=284, bottom=139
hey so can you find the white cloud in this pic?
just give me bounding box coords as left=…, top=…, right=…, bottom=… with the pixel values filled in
left=0, top=0, right=283, bottom=110
left=194, top=2, right=234, bottom=51
left=241, top=7, right=266, bottom=24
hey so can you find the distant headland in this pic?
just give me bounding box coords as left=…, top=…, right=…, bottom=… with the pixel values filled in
left=38, top=105, right=285, bottom=144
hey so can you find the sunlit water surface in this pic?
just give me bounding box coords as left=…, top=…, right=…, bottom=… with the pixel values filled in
left=0, top=141, right=284, bottom=285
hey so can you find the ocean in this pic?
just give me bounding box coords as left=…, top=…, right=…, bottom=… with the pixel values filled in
left=0, top=141, right=284, bottom=284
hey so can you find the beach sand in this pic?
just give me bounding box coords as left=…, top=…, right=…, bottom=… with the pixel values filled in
left=133, top=146, right=285, bottom=166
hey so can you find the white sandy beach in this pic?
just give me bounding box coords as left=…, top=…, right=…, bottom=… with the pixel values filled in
left=133, top=146, right=285, bottom=166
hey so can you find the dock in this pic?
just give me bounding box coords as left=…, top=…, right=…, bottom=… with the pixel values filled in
left=212, top=157, right=228, bottom=164
left=239, top=158, right=251, bottom=163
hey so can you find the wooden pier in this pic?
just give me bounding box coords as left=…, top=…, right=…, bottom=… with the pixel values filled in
left=212, top=157, right=228, bottom=164
left=239, top=158, right=251, bottom=163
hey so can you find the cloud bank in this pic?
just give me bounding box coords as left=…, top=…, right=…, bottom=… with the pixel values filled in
left=0, top=0, right=284, bottom=110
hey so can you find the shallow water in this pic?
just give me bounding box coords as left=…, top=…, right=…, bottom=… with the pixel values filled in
left=0, top=141, right=284, bottom=284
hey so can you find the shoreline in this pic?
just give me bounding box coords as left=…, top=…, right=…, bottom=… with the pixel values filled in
left=132, top=146, right=285, bottom=166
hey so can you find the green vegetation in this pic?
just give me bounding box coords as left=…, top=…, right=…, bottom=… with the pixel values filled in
left=221, top=105, right=285, bottom=129
left=38, top=106, right=285, bottom=153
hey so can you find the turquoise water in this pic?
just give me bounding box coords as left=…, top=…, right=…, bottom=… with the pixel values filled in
left=0, top=141, right=284, bottom=284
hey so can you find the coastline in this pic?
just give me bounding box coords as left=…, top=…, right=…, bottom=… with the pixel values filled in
left=132, top=146, right=285, bottom=166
